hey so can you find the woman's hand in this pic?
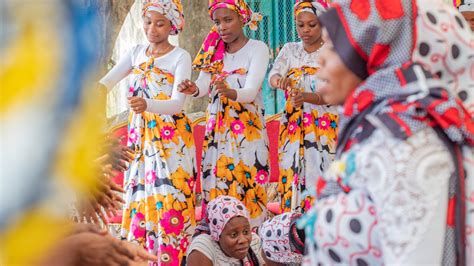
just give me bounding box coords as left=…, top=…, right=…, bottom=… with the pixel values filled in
left=215, top=80, right=237, bottom=100
left=128, top=97, right=147, bottom=114
left=290, top=89, right=304, bottom=108
left=67, top=233, right=157, bottom=266
left=277, top=76, right=291, bottom=91
left=178, top=79, right=199, bottom=96
left=69, top=223, right=108, bottom=236
left=270, top=74, right=290, bottom=91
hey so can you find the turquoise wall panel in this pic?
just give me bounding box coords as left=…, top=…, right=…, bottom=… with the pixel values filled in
left=245, top=0, right=298, bottom=115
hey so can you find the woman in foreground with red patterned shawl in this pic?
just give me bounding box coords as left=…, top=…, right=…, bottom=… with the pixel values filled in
left=296, top=0, right=473, bottom=265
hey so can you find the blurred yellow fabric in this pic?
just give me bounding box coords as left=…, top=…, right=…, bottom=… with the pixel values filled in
left=0, top=1, right=105, bottom=265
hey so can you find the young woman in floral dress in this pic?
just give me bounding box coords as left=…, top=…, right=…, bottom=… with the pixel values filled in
left=179, top=0, right=270, bottom=227
left=99, top=1, right=195, bottom=264
left=269, top=0, right=337, bottom=213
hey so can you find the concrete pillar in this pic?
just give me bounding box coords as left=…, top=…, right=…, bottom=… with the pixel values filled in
left=179, top=0, right=213, bottom=113
left=97, top=0, right=135, bottom=75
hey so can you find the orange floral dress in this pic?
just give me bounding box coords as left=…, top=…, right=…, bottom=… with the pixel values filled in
left=194, top=39, right=271, bottom=227
left=121, top=52, right=195, bottom=265
left=270, top=42, right=338, bottom=213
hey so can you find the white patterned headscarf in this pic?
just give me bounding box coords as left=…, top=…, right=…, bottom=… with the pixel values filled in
left=259, top=211, right=304, bottom=264
left=207, top=196, right=250, bottom=241
left=142, top=0, right=185, bottom=35
left=294, top=0, right=329, bottom=17
left=459, top=0, right=474, bottom=12
left=413, top=0, right=474, bottom=114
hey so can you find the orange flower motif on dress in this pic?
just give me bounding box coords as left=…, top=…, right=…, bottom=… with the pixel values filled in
left=244, top=185, right=267, bottom=218
left=154, top=91, right=171, bottom=100
left=235, top=161, right=256, bottom=187
left=228, top=181, right=243, bottom=201
left=170, top=166, right=193, bottom=196
left=239, top=111, right=262, bottom=141
left=223, top=97, right=243, bottom=112
left=145, top=194, right=168, bottom=222
left=277, top=168, right=294, bottom=199
left=216, top=155, right=236, bottom=182
left=175, top=115, right=194, bottom=148
left=209, top=187, right=224, bottom=200
left=181, top=196, right=196, bottom=226
left=281, top=189, right=293, bottom=212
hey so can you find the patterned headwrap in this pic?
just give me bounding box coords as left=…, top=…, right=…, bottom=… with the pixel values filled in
left=458, top=0, right=474, bottom=11
left=259, top=212, right=304, bottom=264
left=294, top=0, right=328, bottom=17
left=413, top=2, right=474, bottom=265
left=318, top=0, right=473, bottom=147
left=142, top=0, right=185, bottom=35
left=207, top=195, right=250, bottom=241
left=413, top=0, right=474, bottom=114
left=192, top=0, right=262, bottom=73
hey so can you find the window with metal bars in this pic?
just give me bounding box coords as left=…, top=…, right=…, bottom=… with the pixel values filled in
left=245, top=0, right=299, bottom=114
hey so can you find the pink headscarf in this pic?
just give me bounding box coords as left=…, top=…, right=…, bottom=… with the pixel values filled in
left=192, top=0, right=262, bottom=73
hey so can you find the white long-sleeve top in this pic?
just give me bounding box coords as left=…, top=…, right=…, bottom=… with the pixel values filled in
left=194, top=39, right=270, bottom=107
left=99, top=44, right=191, bottom=115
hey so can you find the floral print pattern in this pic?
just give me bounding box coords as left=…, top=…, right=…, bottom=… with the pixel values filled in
left=200, top=69, right=269, bottom=227
left=122, top=57, right=195, bottom=265
left=271, top=44, right=339, bottom=213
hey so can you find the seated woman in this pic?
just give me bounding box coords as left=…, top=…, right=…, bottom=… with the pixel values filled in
left=187, top=196, right=264, bottom=266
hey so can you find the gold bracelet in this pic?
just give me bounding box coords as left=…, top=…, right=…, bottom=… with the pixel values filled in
left=315, top=92, right=321, bottom=105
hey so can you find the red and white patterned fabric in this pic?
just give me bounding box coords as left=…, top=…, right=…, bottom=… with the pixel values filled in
left=413, top=2, right=474, bottom=265
left=413, top=0, right=474, bottom=115
left=302, top=190, right=381, bottom=265
left=319, top=0, right=473, bottom=147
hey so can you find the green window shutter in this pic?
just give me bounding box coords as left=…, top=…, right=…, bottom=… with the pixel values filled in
left=245, top=0, right=298, bottom=115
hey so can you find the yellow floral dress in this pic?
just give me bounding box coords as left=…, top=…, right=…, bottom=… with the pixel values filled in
left=270, top=42, right=338, bottom=213
left=195, top=39, right=270, bottom=227
left=121, top=51, right=195, bottom=265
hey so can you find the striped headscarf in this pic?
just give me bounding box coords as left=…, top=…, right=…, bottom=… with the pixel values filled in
left=142, top=0, right=185, bottom=35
